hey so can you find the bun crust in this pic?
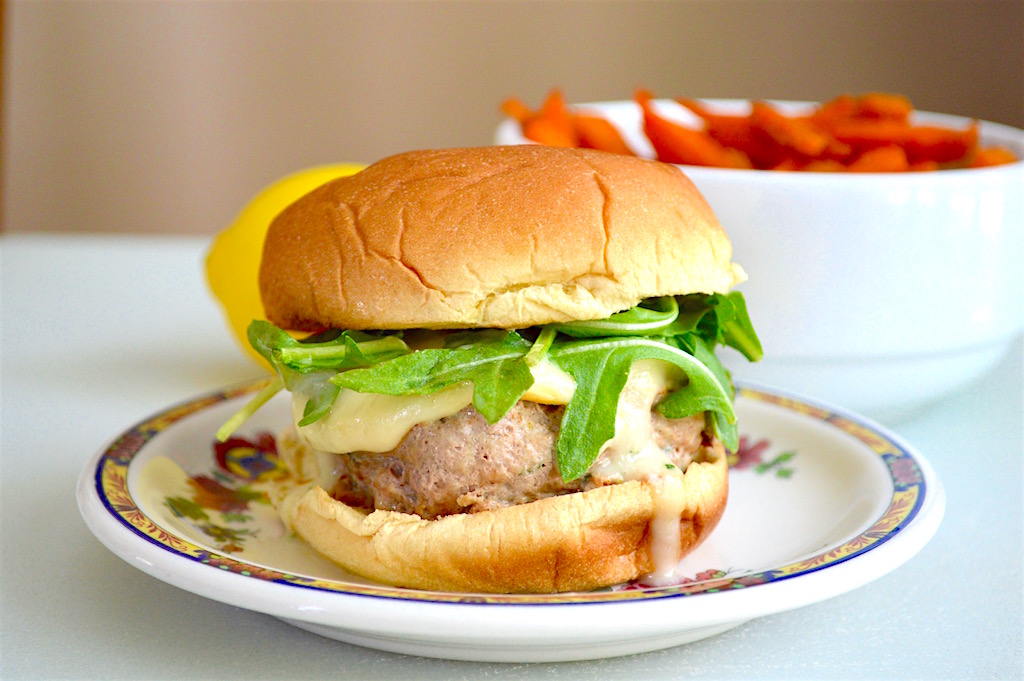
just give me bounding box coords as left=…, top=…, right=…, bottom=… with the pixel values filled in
left=260, top=146, right=745, bottom=331
left=282, top=444, right=727, bottom=594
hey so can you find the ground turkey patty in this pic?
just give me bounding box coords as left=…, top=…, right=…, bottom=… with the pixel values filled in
left=326, top=401, right=715, bottom=520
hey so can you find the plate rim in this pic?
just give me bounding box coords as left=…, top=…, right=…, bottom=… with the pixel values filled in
left=76, top=378, right=945, bottom=631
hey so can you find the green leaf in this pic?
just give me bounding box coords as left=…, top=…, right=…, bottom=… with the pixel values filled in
left=524, top=326, right=557, bottom=367
left=292, top=372, right=341, bottom=427
left=554, top=296, right=680, bottom=337
left=708, top=410, right=739, bottom=453
left=215, top=378, right=284, bottom=442
left=247, top=320, right=410, bottom=375
left=549, top=337, right=735, bottom=481
left=658, top=292, right=762, bottom=362
left=332, top=331, right=535, bottom=423
left=717, top=292, right=763, bottom=361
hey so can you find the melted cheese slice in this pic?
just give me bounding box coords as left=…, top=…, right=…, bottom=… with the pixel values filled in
left=293, top=382, right=475, bottom=455
left=293, top=357, right=577, bottom=456
left=588, top=359, right=691, bottom=581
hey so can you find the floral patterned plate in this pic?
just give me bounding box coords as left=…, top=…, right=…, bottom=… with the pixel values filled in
left=76, top=380, right=944, bottom=662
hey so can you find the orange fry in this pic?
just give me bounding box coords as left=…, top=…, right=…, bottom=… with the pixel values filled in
left=571, top=113, right=635, bottom=155
left=636, top=91, right=751, bottom=168
left=675, top=98, right=756, bottom=155
left=535, top=89, right=578, bottom=146
left=902, top=123, right=978, bottom=164
left=853, top=92, right=913, bottom=120
left=811, top=95, right=859, bottom=126
left=848, top=145, right=910, bottom=172
left=969, top=146, right=1018, bottom=168
left=522, top=117, right=577, bottom=147
left=500, top=97, right=534, bottom=124
left=799, top=159, right=848, bottom=172
left=828, top=119, right=913, bottom=152
left=749, top=101, right=841, bottom=159
left=501, top=89, right=1017, bottom=171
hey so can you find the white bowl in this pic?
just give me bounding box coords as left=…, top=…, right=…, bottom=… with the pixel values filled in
left=496, top=100, right=1024, bottom=421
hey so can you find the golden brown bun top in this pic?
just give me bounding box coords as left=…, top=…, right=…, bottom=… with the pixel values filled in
left=260, top=145, right=745, bottom=331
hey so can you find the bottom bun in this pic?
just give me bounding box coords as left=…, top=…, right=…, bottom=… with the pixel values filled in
left=282, top=445, right=727, bottom=594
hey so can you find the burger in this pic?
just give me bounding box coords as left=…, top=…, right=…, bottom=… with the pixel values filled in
left=219, top=145, right=761, bottom=593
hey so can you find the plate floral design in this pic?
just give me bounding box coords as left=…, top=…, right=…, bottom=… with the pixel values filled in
left=90, top=380, right=928, bottom=602
left=78, top=380, right=944, bottom=660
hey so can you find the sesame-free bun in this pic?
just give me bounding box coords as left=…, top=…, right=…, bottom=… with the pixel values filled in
left=259, top=146, right=745, bottom=331
left=280, top=444, right=727, bottom=594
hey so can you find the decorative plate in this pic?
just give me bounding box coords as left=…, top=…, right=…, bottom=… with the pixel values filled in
left=77, top=380, right=943, bottom=662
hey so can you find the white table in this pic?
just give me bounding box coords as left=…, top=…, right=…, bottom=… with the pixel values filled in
left=2, top=233, right=1021, bottom=679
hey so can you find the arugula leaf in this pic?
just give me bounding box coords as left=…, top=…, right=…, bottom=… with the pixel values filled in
left=332, top=331, right=534, bottom=423
left=218, top=322, right=411, bottom=440
left=524, top=326, right=557, bottom=367
left=554, top=296, right=680, bottom=337
left=548, top=337, right=735, bottom=482
left=223, top=293, right=760, bottom=479
left=215, top=377, right=284, bottom=442
left=667, top=293, right=762, bottom=361
left=290, top=371, right=341, bottom=427
left=717, top=292, right=762, bottom=362
left=247, top=320, right=410, bottom=374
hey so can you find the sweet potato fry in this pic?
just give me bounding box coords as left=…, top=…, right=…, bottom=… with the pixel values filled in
left=501, top=89, right=1017, bottom=171
left=500, top=97, right=534, bottom=124
left=522, top=117, right=577, bottom=147
left=535, top=89, right=578, bottom=146
left=828, top=118, right=914, bottom=153
left=749, top=101, right=836, bottom=159
left=571, top=113, right=635, bottom=155
left=854, top=92, right=913, bottom=120
left=847, top=145, right=910, bottom=172
left=968, top=146, right=1018, bottom=168
left=636, top=91, right=751, bottom=168
left=902, top=123, right=978, bottom=164
left=675, top=98, right=758, bottom=156
left=811, top=95, right=859, bottom=126
left=800, top=159, right=848, bottom=172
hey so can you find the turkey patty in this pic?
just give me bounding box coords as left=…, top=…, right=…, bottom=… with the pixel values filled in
left=324, top=400, right=717, bottom=520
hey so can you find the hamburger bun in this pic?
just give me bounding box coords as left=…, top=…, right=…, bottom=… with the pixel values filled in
left=259, top=145, right=745, bottom=332
left=279, top=440, right=727, bottom=594
left=251, top=145, right=752, bottom=594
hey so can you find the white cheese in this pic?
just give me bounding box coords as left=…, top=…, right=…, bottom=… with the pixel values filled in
left=292, top=356, right=577, bottom=458
left=521, top=356, right=577, bottom=405
left=293, top=382, right=475, bottom=455
left=588, top=359, right=691, bottom=581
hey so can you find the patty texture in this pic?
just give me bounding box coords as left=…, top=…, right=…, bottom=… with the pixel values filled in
left=325, top=401, right=714, bottom=520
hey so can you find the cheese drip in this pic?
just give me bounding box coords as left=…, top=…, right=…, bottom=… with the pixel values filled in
left=588, top=359, right=690, bottom=582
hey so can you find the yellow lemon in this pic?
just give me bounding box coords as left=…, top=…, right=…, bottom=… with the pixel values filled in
left=205, top=164, right=365, bottom=367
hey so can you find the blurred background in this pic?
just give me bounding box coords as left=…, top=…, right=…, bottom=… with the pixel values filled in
left=2, top=0, right=1022, bottom=236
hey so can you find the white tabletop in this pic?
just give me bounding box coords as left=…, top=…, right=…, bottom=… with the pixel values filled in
left=2, top=233, right=1021, bottom=679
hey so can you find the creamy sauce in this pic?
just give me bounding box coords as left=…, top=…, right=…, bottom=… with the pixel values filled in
left=589, top=359, right=690, bottom=581
left=521, top=357, right=577, bottom=405
left=293, top=357, right=577, bottom=456
left=293, top=382, right=475, bottom=455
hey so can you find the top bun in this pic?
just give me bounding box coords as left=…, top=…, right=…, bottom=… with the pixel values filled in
left=259, top=145, right=745, bottom=331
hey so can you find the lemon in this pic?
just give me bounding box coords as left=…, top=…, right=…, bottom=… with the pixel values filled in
left=205, top=164, right=365, bottom=367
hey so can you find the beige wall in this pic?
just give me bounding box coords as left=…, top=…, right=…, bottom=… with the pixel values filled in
left=3, top=0, right=1022, bottom=235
